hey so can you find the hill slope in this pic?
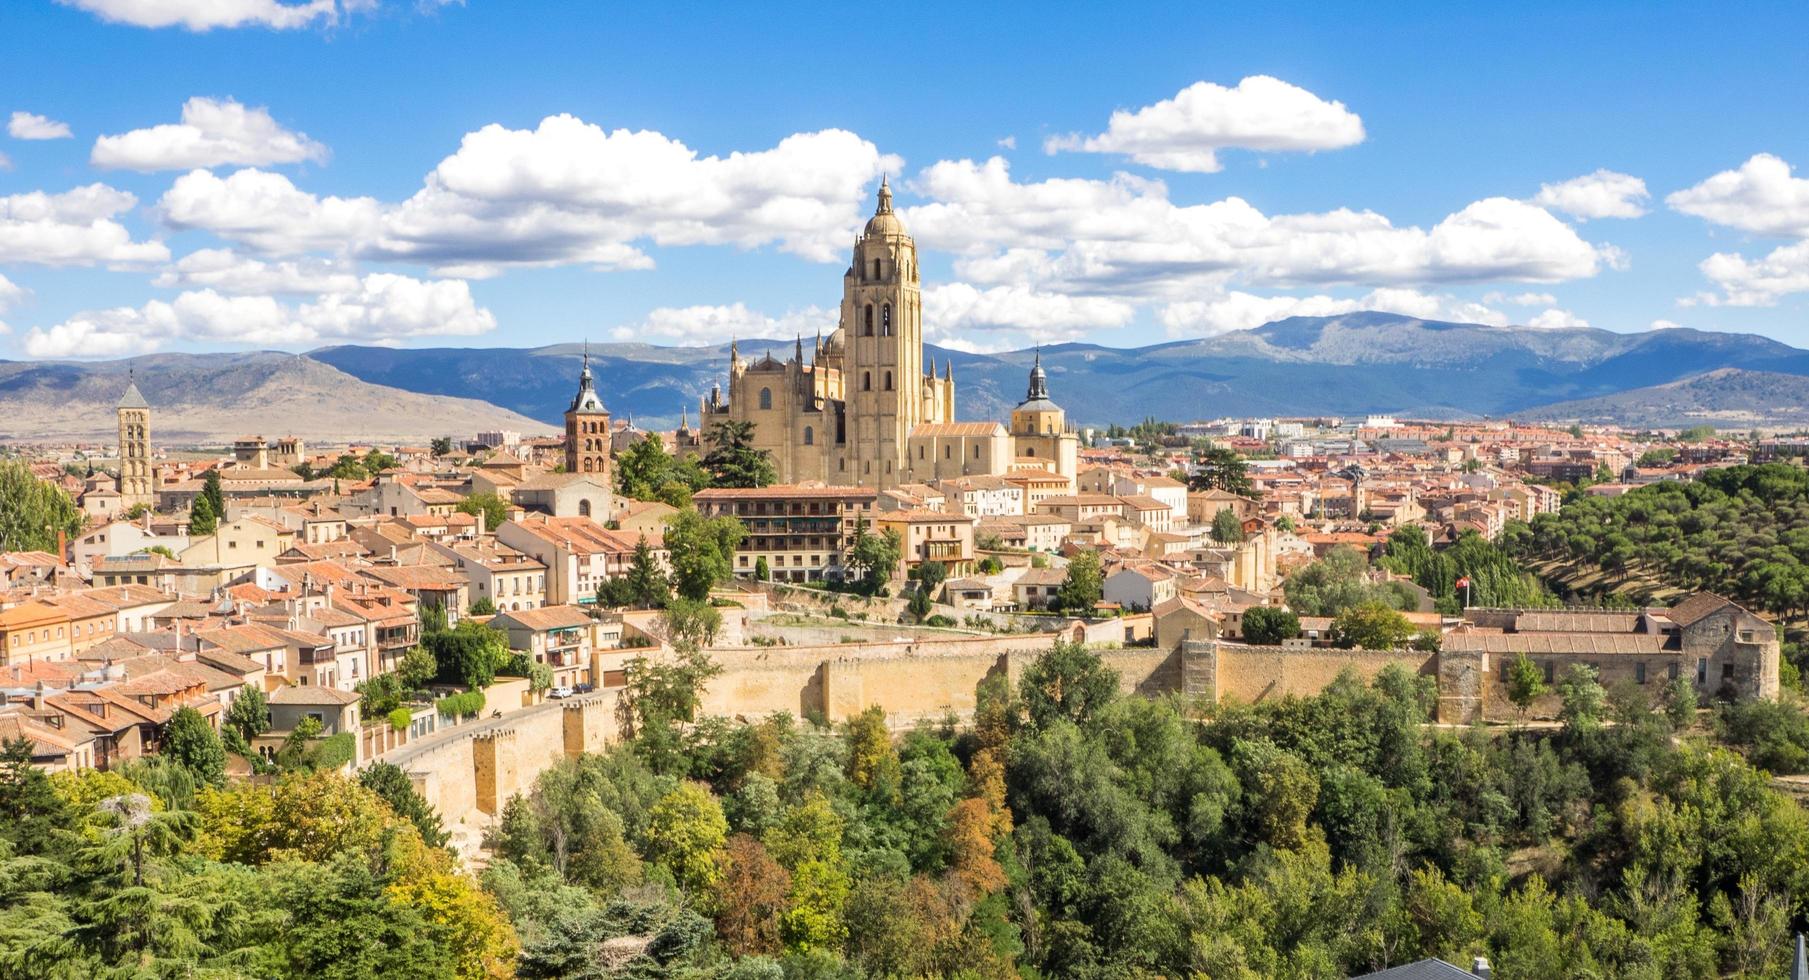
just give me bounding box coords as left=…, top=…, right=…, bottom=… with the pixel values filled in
left=1518, top=368, right=1809, bottom=428
left=310, top=313, right=1809, bottom=427
left=0, top=352, right=554, bottom=444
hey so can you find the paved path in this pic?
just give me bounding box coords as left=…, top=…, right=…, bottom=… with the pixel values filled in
left=378, top=694, right=603, bottom=771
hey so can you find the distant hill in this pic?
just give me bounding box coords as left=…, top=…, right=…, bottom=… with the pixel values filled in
left=1518, top=368, right=1809, bottom=429
left=0, top=352, right=554, bottom=444
left=310, top=312, right=1809, bottom=428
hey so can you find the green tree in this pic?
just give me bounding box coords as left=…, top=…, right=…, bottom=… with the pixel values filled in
left=1211, top=507, right=1246, bottom=544
left=200, top=467, right=225, bottom=523
left=754, top=555, right=770, bottom=581
left=1019, top=638, right=1118, bottom=729
left=429, top=619, right=509, bottom=689
left=223, top=685, right=269, bottom=744
left=1506, top=653, right=1546, bottom=721
left=622, top=535, right=672, bottom=607
left=360, top=760, right=450, bottom=847
left=660, top=597, right=723, bottom=650
left=616, top=432, right=711, bottom=506
left=912, top=559, right=948, bottom=598
left=1556, top=663, right=1606, bottom=735
left=1056, top=550, right=1104, bottom=614
left=1330, top=602, right=1415, bottom=650
left=468, top=596, right=496, bottom=616
left=664, top=508, right=747, bottom=601
left=455, top=491, right=510, bottom=531
left=846, top=518, right=904, bottom=596
left=430, top=436, right=453, bottom=457
left=1188, top=444, right=1253, bottom=496
left=701, top=420, right=777, bottom=489
left=162, top=705, right=227, bottom=787
left=646, top=781, right=728, bottom=893
left=187, top=491, right=219, bottom=537
left=1241, top=605, right=1301, bottom=645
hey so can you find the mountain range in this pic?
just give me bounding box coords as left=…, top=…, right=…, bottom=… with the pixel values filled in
left=7, top=313, right=1809, bottom=443
left=0, top=352, right=548, bottom=444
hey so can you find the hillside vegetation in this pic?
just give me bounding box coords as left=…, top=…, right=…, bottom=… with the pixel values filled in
left=1502, top=465, right=1809, bottom=623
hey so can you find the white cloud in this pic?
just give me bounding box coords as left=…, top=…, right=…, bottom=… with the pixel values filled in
left=0, top=184, right=169, bottom=267
left=93, top=97, right=328, bottom=171
left=22, top=273, right=493, bottom=357
left=152, top=247, right=360, bottom=294
left=908, top=157, right=1611, bottom=297
left=996, top=136, right=1016, bottom=150
left=1483, top=290, right=1558, bottom=306
left=158, top=168, right=380, bottom=254
left=9, top=112, right=72, bottom=140
left=1667, top=153, right=1809, bottom=237
left=613, top=302, right=834, bottom=347
left=1045, top=76, right=1364, bottom=173
left=923, top=282, right=1135, bottom=349
left=0, top=151, right=9, bottom=171
left=1689, top=240, right=1809, bottom=307
left=1533, top=169, right=1648, bottom=219
left=0, top=273, right=26, bottom=312
left=57, top=0, right=338, bottom=31
left=1650, top=319, right=1682, bottom=330
left=366, top=115, right=900, bottom=274
left=1527, top=308, right=1589, bottom=329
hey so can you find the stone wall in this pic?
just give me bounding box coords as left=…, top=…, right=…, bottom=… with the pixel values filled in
left=1183, top=639, right=1437, bottom=706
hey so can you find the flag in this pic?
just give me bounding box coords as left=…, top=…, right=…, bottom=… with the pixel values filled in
left=1455, top=576, right=1471, bottom=590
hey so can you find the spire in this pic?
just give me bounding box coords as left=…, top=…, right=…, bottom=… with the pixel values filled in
left=1026, top=349, right=1048, bottom=400
left=580, top=339, right=592, bottom=384
left=679, top=404, right=690, bottom=432
left=876, top=175, right=893, bottom=215
left=568, top=341, right=604, bottom=413
left=944, top=357, right=953, bottom=381
left=795, top=333, right=803, bottom=362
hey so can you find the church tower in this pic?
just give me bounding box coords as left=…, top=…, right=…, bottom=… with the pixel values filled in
left=564, top=348, right=612, bottom=483
left=843, top=178, right=925, bottom=485
left=1010, top=351, right=1079, bottom=484
left=116, top=373, right=153, bottom=507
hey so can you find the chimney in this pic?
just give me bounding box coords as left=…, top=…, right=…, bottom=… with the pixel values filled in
left=1472, top=957, right=1491, bottom=979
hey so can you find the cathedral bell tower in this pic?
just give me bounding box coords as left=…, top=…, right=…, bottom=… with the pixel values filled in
left=116, top=372, right=153, bottom=507
left=564, top=346, right=612, bottom=483
left=843, top=178, right=922, bottom=485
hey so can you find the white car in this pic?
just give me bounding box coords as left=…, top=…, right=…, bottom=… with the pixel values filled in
left=548, top=686, right=575, bottom=699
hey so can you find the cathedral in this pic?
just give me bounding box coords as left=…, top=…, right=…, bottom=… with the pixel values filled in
left=697, top=181, right=1078, bottom=491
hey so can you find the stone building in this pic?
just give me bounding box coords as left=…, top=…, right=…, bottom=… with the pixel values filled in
left=564, top=349, right=612, bottom=483
left=116, top=377, right=154, bottom=508
left=701, top=182, right=1078, bottom=491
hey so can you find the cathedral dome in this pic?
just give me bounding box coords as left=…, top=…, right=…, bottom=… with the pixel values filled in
left=862, top=178, right=908, bottom=238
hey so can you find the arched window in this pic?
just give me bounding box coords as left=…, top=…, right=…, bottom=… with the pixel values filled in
left=944, top=446, right=952, bottom=460
left=803, top=426, right=814, bottom=445
left=881, top=304, right=892, bottom=336
left=1027, top=447, right=1036, bottom=457
left=582, top=457, right=594, bottom=473
left=862, top=372, right=872, bottom=391
left=883, top=371, right=893, bottom=391
left=579, top=499, right=592, bottom=518
left=873, top=258, right=881, bottom=280
left=863, top=304, right=874, bottom=336
left=759, top=387, right=773, bottom=410
left=973, top=445, right=981, bottom=459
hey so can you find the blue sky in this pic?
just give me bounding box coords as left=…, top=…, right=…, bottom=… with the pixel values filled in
left=2, top=0, right=1807, bottom=358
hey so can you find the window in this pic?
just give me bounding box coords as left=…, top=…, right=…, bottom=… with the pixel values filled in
left=873, top=258, right=881, bottom=280
left=579, top=499, right=592, bottom=518
left=884, top=371, right=893, bottom=391
left=759, top=387, right=773, bottom=410
left=1542, top=661, right=1554, bottom=683
left=1697, top=658, right=1708, bottom=683
left=973, top=445, right=981, bottom=459
left=864, top=304, right=874, bottom=335
left=1723, top=663, right=1735, bottom=681
left=1667, top=661, right=1679, bottom=680
left=1635, top=661, right=1647, bottom=684
left=881, top=304, right=892, bottom=336
left=918, top=446, right=925, bottom=459
left=803, top=426, right=814, bottom=445
left=945, top=446, right=952, bottom=459
left=862, top=372, right=872, bottom=391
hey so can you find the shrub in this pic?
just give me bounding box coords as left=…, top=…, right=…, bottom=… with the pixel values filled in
left=437, top=690, right=487, bottom=718
left=387, top=707, right=414, bottom=731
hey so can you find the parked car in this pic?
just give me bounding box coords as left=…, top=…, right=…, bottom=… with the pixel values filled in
left=548, top=686, right=575, bottom=699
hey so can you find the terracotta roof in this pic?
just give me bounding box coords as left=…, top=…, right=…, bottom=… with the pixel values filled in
left=494, top=605, right=593, bottom=631
left=269, top=684, right=361, bottom=706
left=1442, top=631, right=1674, bottom=655
left=1666, top=592, right=1738, bottom=627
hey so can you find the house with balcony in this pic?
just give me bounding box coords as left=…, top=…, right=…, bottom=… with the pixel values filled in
left=875, top=510, right=978, bottom=579
left=694, top=484, right=880, bottom=584
left=492, top=604, right=595, bottom=689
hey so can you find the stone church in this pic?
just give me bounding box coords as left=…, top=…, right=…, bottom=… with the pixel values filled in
left=696, top=180, right=1079, bottom=491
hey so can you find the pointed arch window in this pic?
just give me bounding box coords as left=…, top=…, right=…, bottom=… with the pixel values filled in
left=803, top=426, right=814, bottom=445
left=862, top=371, right=872, bottom=391
left=863, top=304, right=874, bottom=336
left=759, top=387, right=773, bottom=410
left=881, top=304, right=892, bottom=336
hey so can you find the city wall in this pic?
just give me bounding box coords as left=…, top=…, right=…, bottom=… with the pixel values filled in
left=389, top=633, right=1468, bottom=841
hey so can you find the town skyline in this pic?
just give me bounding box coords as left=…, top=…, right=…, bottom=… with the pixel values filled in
left=4, top=1, right=1809, bottom=360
